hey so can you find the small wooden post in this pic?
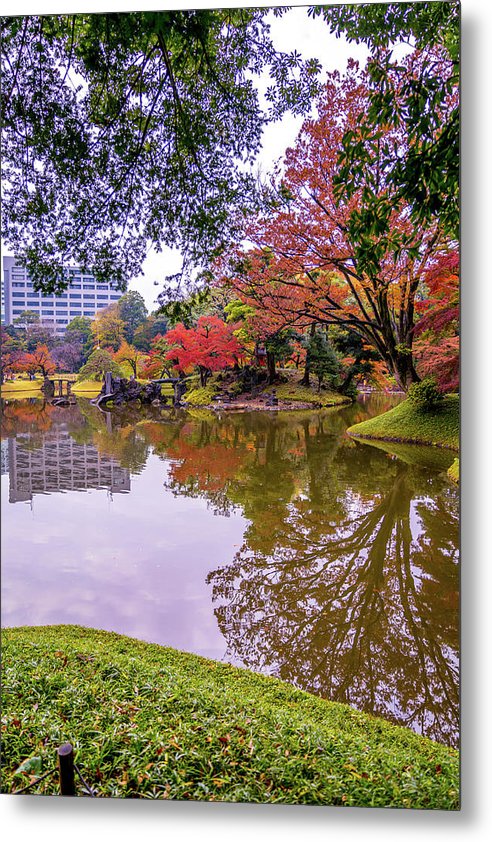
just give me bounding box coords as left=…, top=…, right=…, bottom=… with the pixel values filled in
left=57, top=743, right=75, bottom=796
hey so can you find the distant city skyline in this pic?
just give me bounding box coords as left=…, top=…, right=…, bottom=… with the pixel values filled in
left=2, top=256, right=124, bottom=334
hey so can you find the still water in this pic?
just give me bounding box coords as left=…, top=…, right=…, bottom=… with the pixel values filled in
left=1, top=395, right=459, bottom=746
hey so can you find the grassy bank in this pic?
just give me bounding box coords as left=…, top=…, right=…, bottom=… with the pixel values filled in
left=273, top=381, right=351, bottom=408
left=2, top=626, right=458, bottom=807
left=71, top=379, right=101, bottom=396
left=347, top=394, right=459, bottom=451
left=447, top=457, right=460, bottom=484
left=1, top=379, right=43, bottom=397
left=184, top=373, right=352, bottom=410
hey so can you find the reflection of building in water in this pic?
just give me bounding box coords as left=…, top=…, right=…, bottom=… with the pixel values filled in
left=7, top=433, right=130, bottom=503
left=1, top=439, right=9, bottom=476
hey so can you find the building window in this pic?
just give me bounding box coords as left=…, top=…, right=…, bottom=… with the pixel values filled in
left=84, top=294, right=95, bottom=300
left=97, top=295, right=109, bottom=301
left=41, top=309, right=54, bottom=315
left=83, top=284, right=95, bottom=290
left=69, top=294, right=82, bottom=299
left=13, top=309, right=25, bottom=315
left=70, top=284, right=81, bottom=290
left=56, top=319, right=69, bottom=325
left=27, top=292, right=40, bottom=298
left=110, top=295, right=120, bottom=300
left=12, top=292, right=26, bottom=298
left=83, top=310, right=95, bottom=316
left=56, top=310, right=68, bottom=315
left=12, top=282, right=25, bottom=288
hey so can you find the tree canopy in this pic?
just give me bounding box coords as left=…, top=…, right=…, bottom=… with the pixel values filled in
left=1, top=8, right=320, bottom=292
left=218, top=61, right=454, bottom=390
left=312, top=2, right=459, bottom=263
left=117, top=291, right=148, bottom=343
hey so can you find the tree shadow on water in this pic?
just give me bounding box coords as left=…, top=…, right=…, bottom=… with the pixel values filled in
left=207, top=460, right=459, bottom=747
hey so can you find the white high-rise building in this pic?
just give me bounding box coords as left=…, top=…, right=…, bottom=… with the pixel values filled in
left=2, top=256, right=124, bottom=336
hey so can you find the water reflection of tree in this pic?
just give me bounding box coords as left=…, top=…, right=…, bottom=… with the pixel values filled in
left=5, top=399, right=458, bottom=745
left=207, top=461, right=459, bottom=747
left=152, top=407, right=459, bottom=745
left=1, top=398, right=56, bottom=440
left=76, top=400, right=153, bottom=474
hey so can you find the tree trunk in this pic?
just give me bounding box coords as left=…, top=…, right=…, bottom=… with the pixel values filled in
left=301, top=323, right=316, bottom=387
left=266, top=351, right=276, bottom=385
left=300, top=354, right=310, bottom=387
left=390, top=351, right=420, bottom=392
left=200, top=367, right=211, bottom=387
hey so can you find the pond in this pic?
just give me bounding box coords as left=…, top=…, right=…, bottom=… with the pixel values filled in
left=1, top=394, right=459, bottom=747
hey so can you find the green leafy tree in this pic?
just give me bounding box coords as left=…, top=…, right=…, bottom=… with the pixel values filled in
left=330, top=327, right=382, bottom=396
left=132, top=313, right=169, bottom=351
left=12, top=310, right=57, bottom=351
left=2, top=10, right=320, bottom=292
left=117, top=291, right=148, bottom=344
left=77, top=348, right=122, bottom=381
left=312, top=2, right=459, bottom=271
left=306, top=330, right=341, bottom=392
left=13, top=309, right=40, bottom=328
left=264, top=330, right=297, bottom=384
left=64, top=315, right=95, bottom=362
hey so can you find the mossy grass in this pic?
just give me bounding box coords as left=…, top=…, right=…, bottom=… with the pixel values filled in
left=354, top=438, right=456, bottom=473
left=273, top=381, right=351, bottom=407
left=347, top=394, right=459, bottom=451
left=447, top=457, right=459, bottom=484
left=71, top=380, right=102, bottom=395
left=184, top=384, right=220, bottom=405
left=2, top=625, right=459, bottom=807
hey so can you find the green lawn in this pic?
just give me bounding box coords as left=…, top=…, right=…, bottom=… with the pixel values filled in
left=347, top=394, right=459, bottom=451
left=2, top=626, right=459, bottom=807
left=1, top=379, right=43, bottom=396
left=71, top=379, right=102, bottom=395
left=273, top=381, right=351, bottom=407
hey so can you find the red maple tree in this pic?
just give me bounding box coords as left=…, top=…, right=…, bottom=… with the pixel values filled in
left=413, top=251, right=459, bottom=392
left=217, top=57, right=457, bottom=392
left=165, top=316, right=241, bottom=386
left=18, top=344, right=56, bottom=378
